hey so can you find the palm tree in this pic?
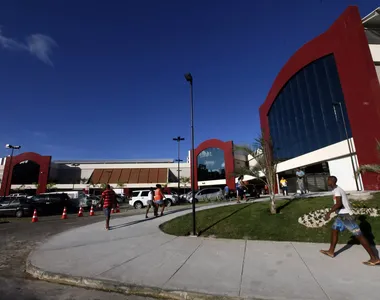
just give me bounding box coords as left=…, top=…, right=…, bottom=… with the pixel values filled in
left=234, top=132, right=278, bottom=214
left=356, top=140, right=380, bottom=175
left=180, top=176, right=190, bottom=195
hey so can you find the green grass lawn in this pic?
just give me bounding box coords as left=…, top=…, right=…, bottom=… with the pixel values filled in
left=160, top=194, right=380, bottom=243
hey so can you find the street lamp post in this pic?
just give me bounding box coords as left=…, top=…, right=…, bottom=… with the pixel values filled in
left=184, top=72, right=196, bottom=236
left=332, top=102, right=360, bottom=191
left=3, top=144, right=21, bottom=197
left=173, top=136, right=185, bottom=197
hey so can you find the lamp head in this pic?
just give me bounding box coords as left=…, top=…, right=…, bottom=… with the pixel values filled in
left=184, top=73, right=193, bottom=83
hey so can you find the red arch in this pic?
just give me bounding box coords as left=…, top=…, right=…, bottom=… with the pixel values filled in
left=1, top=152, right=51, bottom=196
left=191, top=139, right=235, bottom=190
left=259, top=6, right=380, bottom=190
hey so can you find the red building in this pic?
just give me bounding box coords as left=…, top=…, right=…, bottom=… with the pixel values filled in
left=260, top=6, right=380, bottom=192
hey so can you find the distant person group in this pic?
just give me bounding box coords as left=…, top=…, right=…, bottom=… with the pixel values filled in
left=98, top=183, right=167, bottom=230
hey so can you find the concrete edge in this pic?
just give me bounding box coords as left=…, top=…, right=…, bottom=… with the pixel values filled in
left=25, top=258, right=241, bottom=300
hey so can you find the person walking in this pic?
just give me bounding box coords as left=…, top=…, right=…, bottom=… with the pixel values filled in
left=280, top=177, right=288, bottom=196
left=154, top=184, right=166, bottom=216
left=145, top=187, right=158, bottom=218
left=99, top=184, right=117, bottom=230
left=236, top=175, right=247, bottom=203
left=320, top=176, right=380, bottom=266
left=296, top=168, right=306, bottom=194
left=224, top=185, right=230, bottom=201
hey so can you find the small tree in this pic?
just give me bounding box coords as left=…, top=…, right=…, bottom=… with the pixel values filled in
left=235, top=132, right=278, bottom=214
left=46, top=182, right=56, bottom=192
left=16, top=184, right=26, bottom=192
left=116, top=182, right=124, bottom=189
left=180, top=176, right=190, bottom=194
left=100, top=183, right=107, bottom=190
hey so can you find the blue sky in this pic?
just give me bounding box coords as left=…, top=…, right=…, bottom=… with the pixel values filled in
left=0, top=0, right=377, bottom=161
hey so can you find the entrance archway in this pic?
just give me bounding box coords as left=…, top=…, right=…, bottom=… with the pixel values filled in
left=192, top=139, right=235, bottom=190
left=0, top=152, right=51, bottom=196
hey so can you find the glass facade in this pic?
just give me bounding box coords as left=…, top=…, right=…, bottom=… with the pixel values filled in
left=197, top=147, right=226, bottom=181
left=268, top=54, right=352, bottom=161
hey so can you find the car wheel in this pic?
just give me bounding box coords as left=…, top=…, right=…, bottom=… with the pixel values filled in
left=134, top=201, right=143, bottom=209
left=166, top=199, right=172, bottom=207
left=15, top=210, right=24, bottom=218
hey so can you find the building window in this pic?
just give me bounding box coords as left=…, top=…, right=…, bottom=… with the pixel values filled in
left=197, top=147, right=225, bottom=181
left=268, top=54, right=352, bottom=161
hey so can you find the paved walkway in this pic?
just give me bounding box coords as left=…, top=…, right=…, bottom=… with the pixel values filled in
left=28, top=203, right=380, bottom=300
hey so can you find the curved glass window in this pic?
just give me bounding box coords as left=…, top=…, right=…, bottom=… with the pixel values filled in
left=268, top=54, right=352, bottom=161
left=197, top=148, right=226, bottom=181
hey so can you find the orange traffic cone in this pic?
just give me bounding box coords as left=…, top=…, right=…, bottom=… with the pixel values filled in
left=116, top=203, right=120, bottom=213
left=78, top=206, right=83, bottom=217
left=89, top=205, right=95, bottom=216
left=31, top=209, right=38, bottom=223
left=61, top=207, right=68, bottom=219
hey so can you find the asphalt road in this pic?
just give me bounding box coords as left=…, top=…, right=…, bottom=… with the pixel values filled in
left=0, top=205, right=190, bottom=300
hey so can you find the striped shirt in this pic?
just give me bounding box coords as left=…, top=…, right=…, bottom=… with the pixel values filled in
left=101, top=189, right=116, bottom=208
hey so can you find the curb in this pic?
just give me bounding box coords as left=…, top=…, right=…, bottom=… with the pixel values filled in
left=25, top=259, right=242, bottom=300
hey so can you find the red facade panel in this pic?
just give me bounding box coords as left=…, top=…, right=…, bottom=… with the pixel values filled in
left=138, top=168, right=149, bottom=184
left=109, top=169, right=122, bottom=183
left=119, top=169, right=131, bottom=183
left=259, top=6, right=380, bottom=190
left=157, top=168, right=168, bottom=183
left=90, top=169, right=103, bottom=184
left=128, top=169, right=140, bottom=183
left=99, top=169, right=113, bottom=184
left=148, top=168, right=159, bottom=183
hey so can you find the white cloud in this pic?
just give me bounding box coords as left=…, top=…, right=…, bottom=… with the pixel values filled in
left=0, top=27, right=57, bottom=66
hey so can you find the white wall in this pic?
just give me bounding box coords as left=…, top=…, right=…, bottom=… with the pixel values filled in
left=328, top=156, right=358, bottom=191
left=369, top=44, right=380, bottom=63
left=375, top=65, right=380, bottom=83
left=277, top=138, right=356, bottom=173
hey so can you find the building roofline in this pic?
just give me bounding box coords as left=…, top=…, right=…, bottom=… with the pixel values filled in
left=52, top=159, right=176, bottom=164
left=362, top=7, right=380, bottom=28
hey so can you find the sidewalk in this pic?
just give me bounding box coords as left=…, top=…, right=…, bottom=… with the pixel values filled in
left=27, top=203, right=380, bottom=300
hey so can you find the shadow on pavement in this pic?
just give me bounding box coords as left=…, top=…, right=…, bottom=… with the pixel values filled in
left=110, top=207, right=192, bottom=230
left=335, top=215, right=378, bottom=257
left=197, top=203, right=253, bottom=237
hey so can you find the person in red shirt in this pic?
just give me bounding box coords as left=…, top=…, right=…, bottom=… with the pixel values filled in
left=99, top=184, right=117, bottom=230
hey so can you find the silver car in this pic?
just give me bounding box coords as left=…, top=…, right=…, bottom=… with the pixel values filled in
left=188, top=187, right=223, bottom=203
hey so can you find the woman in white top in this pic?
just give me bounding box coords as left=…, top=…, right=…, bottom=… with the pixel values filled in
left=145, top=187, right=157, bottom=218
left=236, top=175, right=247, bottom=203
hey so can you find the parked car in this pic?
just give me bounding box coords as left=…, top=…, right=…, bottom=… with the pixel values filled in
left=0, top=197, right=35, bottom=218
left=130, top=190, right=178, bottom=209
left=30, top=193, right=73, bottom=214
left=188, top=187, right=223, bottom=203
left=42, top=191, right=88, bottom=208
left=8, top=193, right=29, bottom=198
